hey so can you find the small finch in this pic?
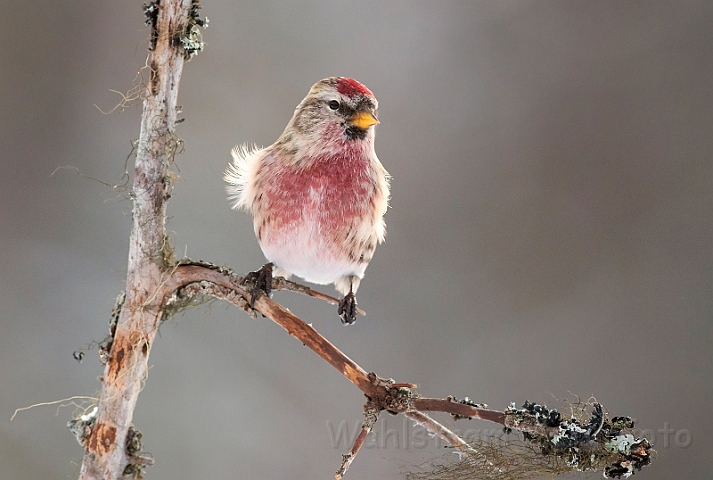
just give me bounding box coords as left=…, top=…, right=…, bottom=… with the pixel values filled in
left=224, top=77, right=390, bottom=325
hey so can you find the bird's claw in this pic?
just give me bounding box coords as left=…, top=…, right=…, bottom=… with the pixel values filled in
left=241, top=263, right=273, bottom=309
left=338, top=292, right=358, bottom=325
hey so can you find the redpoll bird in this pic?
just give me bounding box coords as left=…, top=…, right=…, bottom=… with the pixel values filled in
left=224, top=77, right=390, bottom=325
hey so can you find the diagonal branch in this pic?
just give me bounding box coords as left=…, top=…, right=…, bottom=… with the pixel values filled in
left=163, top=262, right=506, bottom=420
left=163, top=262, right=379, bottom=397
left=158, top=261, right=653, bottom=479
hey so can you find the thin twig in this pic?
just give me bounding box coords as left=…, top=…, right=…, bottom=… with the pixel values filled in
left=272, top=276, right=366, bottom=316
left=412, top=398, right=506, bottom=425
left=405, top=411, right=478, bottom=456
left=336, top=426, right=370, bottom=479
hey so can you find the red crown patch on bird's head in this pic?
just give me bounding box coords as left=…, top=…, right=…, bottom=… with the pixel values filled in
left=335, top=77, right=374, bottom=99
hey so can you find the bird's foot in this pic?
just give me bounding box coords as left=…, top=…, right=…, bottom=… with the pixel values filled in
left=241, top=263, right=273, bottom=309
left=338, top=292, right=358, bottom=325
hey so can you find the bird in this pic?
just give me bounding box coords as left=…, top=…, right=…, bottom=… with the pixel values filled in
left=224, top=77, right=390, bottom=325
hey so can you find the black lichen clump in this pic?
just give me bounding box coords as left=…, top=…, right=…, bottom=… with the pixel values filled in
left=143, top=1, right=160, bottom=50
left=505, top=401, right=652, bottom=478
left=522, top=400, right=563, bottom=428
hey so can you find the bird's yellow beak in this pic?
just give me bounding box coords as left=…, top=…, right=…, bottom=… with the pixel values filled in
left=349, top=111, right=379, bottom=129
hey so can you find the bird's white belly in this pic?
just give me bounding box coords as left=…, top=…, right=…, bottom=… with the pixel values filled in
left=259, top=219, right=365, bottom=285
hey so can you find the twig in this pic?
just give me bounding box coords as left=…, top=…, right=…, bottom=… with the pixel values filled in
left=405, top=411, right=478, bottom=456
left=336, top=426, right=370, bottom=479
left=272, top=276, right=366, bottom=316
left=336, top=400, right=380, bottom=479
left=412, top=398, right=506, bottom=425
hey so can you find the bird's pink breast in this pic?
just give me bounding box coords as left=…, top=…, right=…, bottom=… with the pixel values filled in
left=257, top=150, right=373, bottom=283
left=265, top=153, right=371, bottom=229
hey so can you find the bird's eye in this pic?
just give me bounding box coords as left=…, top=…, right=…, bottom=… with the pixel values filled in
left=328, top=100, right=340, bottom=110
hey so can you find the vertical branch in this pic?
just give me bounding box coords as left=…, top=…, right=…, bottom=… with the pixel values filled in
left=78, top=1, right=194, bottom=478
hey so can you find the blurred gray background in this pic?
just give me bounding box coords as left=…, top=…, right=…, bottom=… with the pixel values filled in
left=1, top=1, right=711, bottom=479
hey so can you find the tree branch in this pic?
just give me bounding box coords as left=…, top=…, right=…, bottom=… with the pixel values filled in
left=77, top=1, right=197, bottom=478
left=162, top=263, right=507, bottom=420
left=163, top=262, right=379, bottom=397
left=158, top=262, right=653, bottom=478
